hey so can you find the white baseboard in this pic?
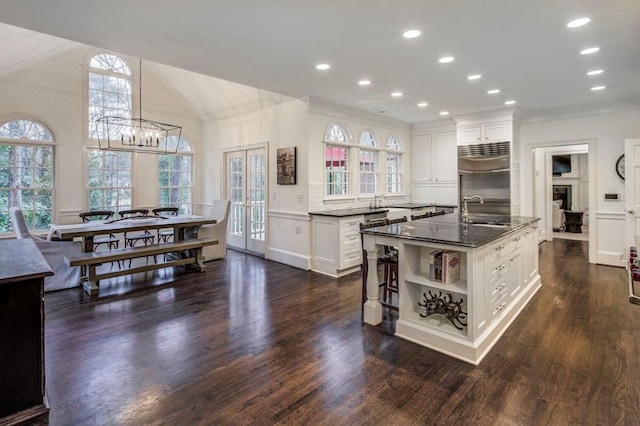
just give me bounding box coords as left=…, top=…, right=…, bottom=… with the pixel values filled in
left=596, top=250, right=626, bottom=268
left=267, top=247, right=311, bottom=270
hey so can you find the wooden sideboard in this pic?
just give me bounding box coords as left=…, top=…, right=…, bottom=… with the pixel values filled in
left=0, top=239, right=53, bottom=425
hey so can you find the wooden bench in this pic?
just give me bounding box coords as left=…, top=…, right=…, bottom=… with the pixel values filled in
left=64, top=237, right=218, bottom=295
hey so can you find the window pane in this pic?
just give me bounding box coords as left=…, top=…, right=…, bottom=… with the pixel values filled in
left=86, top=149, right=132, bottom=212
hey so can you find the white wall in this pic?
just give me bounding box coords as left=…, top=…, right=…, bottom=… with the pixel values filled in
left=0, top=46, right=205, bottom=224
left=521, top=109, right=640, bottom=266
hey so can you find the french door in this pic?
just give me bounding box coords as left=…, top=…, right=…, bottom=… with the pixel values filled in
left=225, top=147, right=267, bottom=255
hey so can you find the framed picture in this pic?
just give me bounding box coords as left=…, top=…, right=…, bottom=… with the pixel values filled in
left=277, top=147, right=296, bottom=185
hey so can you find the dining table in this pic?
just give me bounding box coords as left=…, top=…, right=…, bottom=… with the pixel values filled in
left=47, top=215, right=217, bottom=253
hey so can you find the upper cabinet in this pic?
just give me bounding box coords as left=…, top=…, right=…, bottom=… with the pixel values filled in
left=458, top=121, right=510, bottom=145
left=411, top=131, right=457, bottom=183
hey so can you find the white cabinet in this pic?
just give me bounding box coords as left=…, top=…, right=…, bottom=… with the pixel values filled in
left=411, top=131, right=457, bottom=183
left=458, top=122, right=510, bottom=145
left=310, top=215, right=365, bottom=277
left=524, top=223, right=539, bottom=283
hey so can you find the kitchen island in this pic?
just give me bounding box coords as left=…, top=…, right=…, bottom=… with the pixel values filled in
left=361, top=213, right=541, bottom=364
left=309, top=204, right=455, bottom=277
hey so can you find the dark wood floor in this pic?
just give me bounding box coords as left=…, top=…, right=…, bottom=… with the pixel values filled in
left=43, top=240, right=639, bottom=425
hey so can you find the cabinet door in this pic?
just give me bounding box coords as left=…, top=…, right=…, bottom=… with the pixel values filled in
left=411, top=134, right=434, bottom=181
left=508, top=249, right=523, bottom=298
left=524, top=224, right=539, bottom=284
left=433, top=132, right=457, bottom=182
left=459, top=126, right=481, bottom=144
left=484, top=122, right=509, bottom=142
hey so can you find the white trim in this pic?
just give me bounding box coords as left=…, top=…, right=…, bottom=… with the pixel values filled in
left=520, top=99, right=640, bottom=124
left=596, top=250, right=626, bottom=268
left=595, top=211, right=625, bottom=220
left=267, top=247, right=311, bottom=270
left=221, top=141, right=269, bottom=153
left=59, top=209, right=83, bottom=218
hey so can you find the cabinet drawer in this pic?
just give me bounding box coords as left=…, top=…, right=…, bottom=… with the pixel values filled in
left=341, top=218, right=362, bottom=232
left=509, top=232, right=523, bottom=252
left=488, top=258, right=509, bottom=285
left=488, top=280, right=508, bottom=305
left=342, top=248, right=362, bottom=269
left=342, top=231, right=361, bottom=251
left=487, top=237, right=508, bottom=263
left=489, top=298, right=509, bottom=322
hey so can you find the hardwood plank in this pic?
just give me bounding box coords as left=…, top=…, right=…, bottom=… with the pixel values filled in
left=42, top=240, right=640, bottom=424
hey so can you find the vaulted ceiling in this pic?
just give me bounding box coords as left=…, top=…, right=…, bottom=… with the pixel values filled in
left=0, top=0, right=639, bottom=123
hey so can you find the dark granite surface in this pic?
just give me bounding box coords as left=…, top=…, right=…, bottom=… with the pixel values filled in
left=308, top=207, right=390, bottom=217
left=361, top=213, right=540, bottom=248
left=308, top=204, right=456, bottom=217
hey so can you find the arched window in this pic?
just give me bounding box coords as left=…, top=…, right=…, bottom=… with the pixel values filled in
left=87, top=53, right=132, bottom=140
left=359, top=130, right=379, bottom=195
left=0, top=118, right=54, bottom=233
left=159, top=136, right=193, bottom=214
left=386, top=136, right=402, bottom=193
left=324, top=123, right=350, bottom=196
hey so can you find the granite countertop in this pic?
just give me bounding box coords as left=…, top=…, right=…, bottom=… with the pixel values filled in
left=308, top=207, right=390, bottom=217
left=308, top=203, right=457, bottom=217
left=360, top=213, right=540, bottom=247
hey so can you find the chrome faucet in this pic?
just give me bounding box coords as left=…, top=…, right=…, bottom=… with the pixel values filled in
left=462, top=194, right=484, bottom=223
left=370, top=194, right=384, bottom=209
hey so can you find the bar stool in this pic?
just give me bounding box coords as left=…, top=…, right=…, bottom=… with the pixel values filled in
left=411, top=212, right=432, bottom=220
left=152, top=207, right=179, bottom=242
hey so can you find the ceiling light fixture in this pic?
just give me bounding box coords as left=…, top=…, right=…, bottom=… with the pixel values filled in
left=403, top=29, right=421, bottom=39
left=467, top=74, right=482, bottom=80
left=439, top=111, right=449, bottom=116
left=504, top=100, right=516, bottom=105
left=391, top=91, right=403, bottom=97
left=358, top=79, right=371, bottom=86
left=417, top=102, right=428, bottom=108
left=567, top=17, right=591, bottom=28
left=438, top=56, right=455, bottom=63
left=580, top=47, right=599, bottom=55
left=315, top=63, right=330, bottom=70
left=487, top=89, right=501, bottom=94
left=591, top=86, right=606, bottom=91
left=587, top=69, right=604, bottom=76
left=96, top=58, right=181, bottom=154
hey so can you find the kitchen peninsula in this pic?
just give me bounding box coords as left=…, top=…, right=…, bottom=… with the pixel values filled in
left=361, top=213, right=541, bottom=364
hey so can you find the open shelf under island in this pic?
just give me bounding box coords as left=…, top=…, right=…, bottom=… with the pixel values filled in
left=361, top=213, right=541, bottom=365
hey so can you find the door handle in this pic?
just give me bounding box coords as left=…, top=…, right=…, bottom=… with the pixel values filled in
left=629, top=209, right=635, bottom=214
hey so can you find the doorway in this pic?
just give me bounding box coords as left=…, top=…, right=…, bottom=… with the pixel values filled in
left=225, top=146, right=267, bottom=256
left=531, top=141, right=596, bottom=263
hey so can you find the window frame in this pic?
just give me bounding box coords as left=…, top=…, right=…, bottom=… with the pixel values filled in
left=86, top=148, right=133, bottom=213
left=358, top=130, right=380, bottom=197
left=323, top=122, right=353, bottom=199
left=0, top=117, right=56, bottom=234
left=158, top=137, right=194, bottom=214
left=385, top=135, right=403, bottom=195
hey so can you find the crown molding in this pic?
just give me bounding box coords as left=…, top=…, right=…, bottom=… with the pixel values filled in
left=519, top=99, right=640, bottom=124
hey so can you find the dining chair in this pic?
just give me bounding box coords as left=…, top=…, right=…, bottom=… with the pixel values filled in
left=188, top=200, right=230, bottom=261
left=79, top=210, right=120, bottom=250
left=10, top=207, right=82, bottom=292
left=152, top=207, right=179, bottom=243
left=118, top=209, right=155, bottom=247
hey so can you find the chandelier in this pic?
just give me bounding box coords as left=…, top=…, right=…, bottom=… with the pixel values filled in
left=96, top=59, right=182, bottom=154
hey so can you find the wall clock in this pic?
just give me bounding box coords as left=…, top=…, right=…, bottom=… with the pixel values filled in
left=616, top=154, right=625, bottom=180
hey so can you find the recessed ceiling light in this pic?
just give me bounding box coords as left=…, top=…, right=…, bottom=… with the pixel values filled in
left=467, top=74, right=482, bottom=80
left=403, top=29, right=421, bottom=39
left=391, top=91, right=403, bottom=97
left=591, top=86, right=606, bottom=91
left=438, top=56, right=455, bottom=63
left=580, top=47, right=599, bottom=55
left=358, top=79, right=371, bottom=86
left=417, top=102, right=428, bottom=108
left=315, top=63, right=330, bottom=70
left=567, top=17, right=591, bottom=28
left=504, top=100, right=516, bottom=105
left=440, top=111, right=449, bottom=116
left=487, top=89, right=501, bottom=94
left=586, top=69, right=604, bottom=76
